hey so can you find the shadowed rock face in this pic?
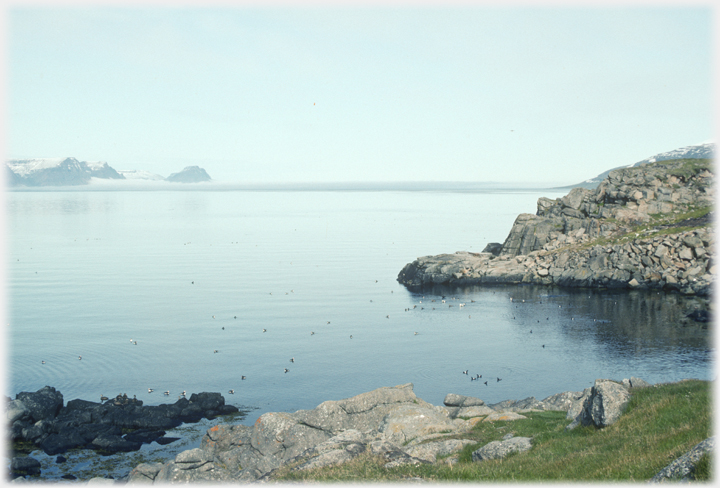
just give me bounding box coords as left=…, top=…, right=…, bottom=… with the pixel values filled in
left=565, top=379, right=631, bottom=430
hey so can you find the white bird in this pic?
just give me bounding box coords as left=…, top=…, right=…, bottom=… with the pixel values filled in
left=148, top=388, right=154, bottom=393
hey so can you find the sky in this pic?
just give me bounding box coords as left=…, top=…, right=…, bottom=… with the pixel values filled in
left=4, top=3, right=715, bottom=185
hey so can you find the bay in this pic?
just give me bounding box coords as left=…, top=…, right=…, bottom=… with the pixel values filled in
left=6, top=188, right=713, bottom=427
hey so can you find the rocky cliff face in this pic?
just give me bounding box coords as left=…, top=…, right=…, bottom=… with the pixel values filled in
left=398, top=159, right=714, bottom=296
left=501, top=159, right=713, bottom=257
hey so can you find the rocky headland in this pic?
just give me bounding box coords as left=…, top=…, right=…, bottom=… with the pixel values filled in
left=398, top=158, right=714, bottom=298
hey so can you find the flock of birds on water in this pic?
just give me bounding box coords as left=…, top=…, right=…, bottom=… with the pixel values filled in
left=34, top=278, right=576, bottom=406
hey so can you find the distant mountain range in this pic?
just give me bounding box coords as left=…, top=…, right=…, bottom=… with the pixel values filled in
left=569, top=142, right=715, bottom=189
left=5, top=158, right=211, bottom=186
left=5, top=143, right=714, bottom=188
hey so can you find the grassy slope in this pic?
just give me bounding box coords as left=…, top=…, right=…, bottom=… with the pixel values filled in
left=274, top=380, right=712, bottom=482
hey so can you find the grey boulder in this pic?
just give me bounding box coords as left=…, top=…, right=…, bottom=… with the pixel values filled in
left=651, top=436, right=714, bottom=482
left=15, top=386, right=63, bottom=423
left=566, top=379, right=630, bottom=430
left=471, top=436, right=532, bottom=461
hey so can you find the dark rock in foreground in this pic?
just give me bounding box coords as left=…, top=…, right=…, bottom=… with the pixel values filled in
left=10, top=457, right=41, bottom=479
left=7, top=387, right=239, bottom=457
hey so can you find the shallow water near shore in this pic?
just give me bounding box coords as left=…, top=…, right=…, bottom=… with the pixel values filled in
left=7, top=188, right=714, bottom=433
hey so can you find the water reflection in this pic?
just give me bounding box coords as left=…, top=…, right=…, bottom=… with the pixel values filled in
left=406, top=283, right=712, bottom=360
left=7, top=193, right=119, bottom=215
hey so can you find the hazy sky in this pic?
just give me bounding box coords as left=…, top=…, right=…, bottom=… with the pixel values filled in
left=5, top=5, right=714, bottom=185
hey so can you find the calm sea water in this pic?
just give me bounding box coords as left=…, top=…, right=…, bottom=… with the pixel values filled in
left=6, top=189, right=714, bottom=425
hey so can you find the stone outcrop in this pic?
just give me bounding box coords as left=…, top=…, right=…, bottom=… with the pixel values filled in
left=398, top=159, right=714, bottom=297
left=565, top=379, right=631, bottom=430
left=651, top=436, right=715, bottom=482
left=9, top=457, right=42, bottom=479
left=471, top=435, right=533, bottom=461
left=127, top=383, right=587, bottom=484
left=441, top=393, right=494, bottom=419
left=7, top=387, right=238, bottom=457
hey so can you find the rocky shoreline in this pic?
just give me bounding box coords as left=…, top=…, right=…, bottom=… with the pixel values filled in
left=7, top=380, right=711, bottom=483
left=6, top=387, right=240, bottom=480
left=398, top=159, right=714, bottom=298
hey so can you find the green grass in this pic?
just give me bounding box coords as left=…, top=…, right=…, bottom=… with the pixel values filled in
left=694, top=452, right=712, bottom=481
left=544, top=202, right=711, bottom=256
left=657, top=158, right=713, bottom=181
left=272, top=380, right=711, bottom=483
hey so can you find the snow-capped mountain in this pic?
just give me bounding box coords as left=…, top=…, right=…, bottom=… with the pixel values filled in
left=6, top=158, right=212, bottom=187
left=576, top=142, right=715, bottom=188
left=7, top=158, right=98, bottom=186
left=633, top=142, right=714, bottom=166
left=84, top=160, right=125, bottom=180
